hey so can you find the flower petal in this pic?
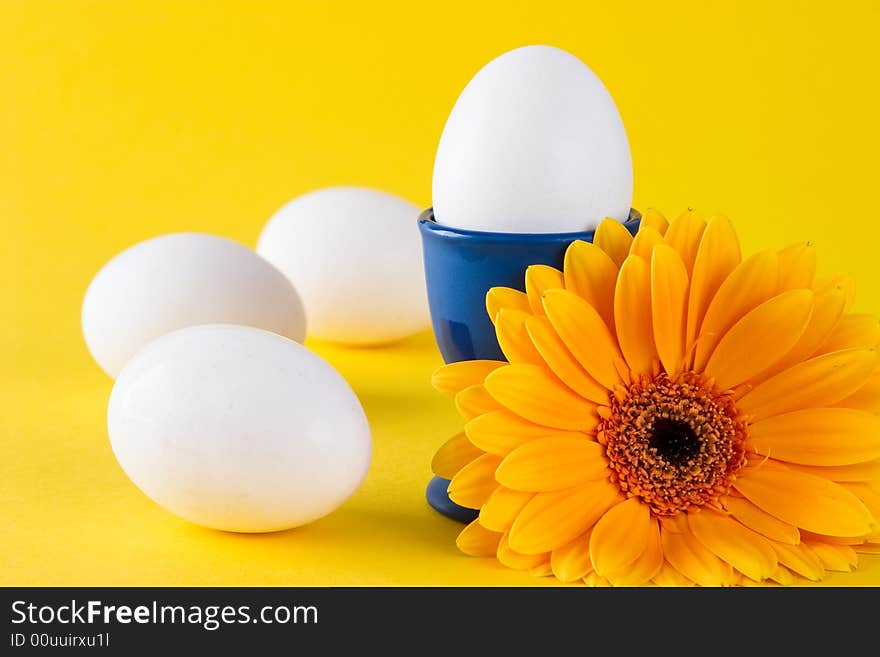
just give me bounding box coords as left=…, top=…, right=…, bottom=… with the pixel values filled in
left=685, top=215, right=741, bottom=360
left=805, top=540, right=856, bottom=572
left=693, top=250, right=779, bottom=371
left=589, top=497, right=652, bottom=577
left=509, top=480, right=622, bottom=554
left=464, top=409, right=587, bottom=456
left=664, top=209, right=706, bottom=274
left=660, top=514, right=688, bottom=533
left=738, top=349, right=877, bottom=421
left=792, top=459, right=880, bottom=482
left=652, top=562, right=696, bottom=587
left=486, top=286, right=532, bottom=320
left=593, top=217, right=633, bottom=268
left=525, top=316, right=610, bottom=404
left=801, top=532, right=865, bottom=546
left=529, top=561, right=554, bottom=578
left=660, top=523, right=734, bottom=587
left=606, top=518, right=663, bottom=586
left=495, top=437, right=608, bottom=491
left=431, top=432, right=484, bottom=479
left=550, top=530, right=593, bottom=582
left=525, top=264, right=564, bottom=315
left=479, top=486, right=534, bottom=532
left=484, top=364, right=599, bottom=431
left=723, top=495, right=800, bottom=545
left=762, top=285, right=847, bottom=377
left=771, top=541, right=824, bottom=581
left=651, top=245, right=689, bottom=376
left=629, top=226, right=666, bottom=261
left=841, top=483, right=880, bottom=524
left=614, top=255, right=658, bottom=376
left=639, top=208, right=669, bottom=234
left=704, top=289, right=814, bottom=390
left=447, top=453, right=502, bottom=509
left=563, top=239, right=618, bottom=330
left=777, top=241, right=817, bottom=290
left=543, top=288, right=623, bottom=389
left=687, top=510, right=777, bottom=582
left=495, top=309, right=545, bottom=366
left=835, top=370, right=880, bottom=413
left=497, top=532, right=549, bottom=570
left=748, top=408, right=880, bottom=466
left=815, top=272, right=856, bottom=313
left=456, top=519, right=502, bottom=557
left=769, top=566, right=795, bottom=586
left=583, top=573, right=612, bottom=587
left=733, top=464, right=875, bottom=536
left=431, top=360, right=506, bottom=397
left=819, top=314, right=880, bottom=352
left=454, top=384, right=503, bottom=420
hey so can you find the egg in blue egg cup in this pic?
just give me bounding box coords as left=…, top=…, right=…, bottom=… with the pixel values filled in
left=418, top=207, right=642, bottom=522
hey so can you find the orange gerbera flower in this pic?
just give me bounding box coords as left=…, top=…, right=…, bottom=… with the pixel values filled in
left=431, top=209, right=880, bottom=586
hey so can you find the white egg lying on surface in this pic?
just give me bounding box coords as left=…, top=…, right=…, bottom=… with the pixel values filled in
left=108, top=324, right=371, bottom=533
left=82, top=233, right=306, bottom=378
left=256, top=187, right=430, bottom=345
left=432, top=45, right=633, bottom=234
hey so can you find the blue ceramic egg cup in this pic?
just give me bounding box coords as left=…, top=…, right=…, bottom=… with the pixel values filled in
left=418, top=207, right=641, bottom=523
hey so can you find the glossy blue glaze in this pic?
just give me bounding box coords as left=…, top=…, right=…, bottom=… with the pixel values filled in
left=419, top=208, right=641, bottom=522
left=418, top=208, right=641, bottom=363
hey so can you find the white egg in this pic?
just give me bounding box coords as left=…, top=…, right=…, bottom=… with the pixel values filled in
left=82, top=233, right=306, bottom=378
left=256, top=187, right=430, bottom=345
left=108, top=324, right=371, bottom=533
left=432, top=45, right=633, bottom=234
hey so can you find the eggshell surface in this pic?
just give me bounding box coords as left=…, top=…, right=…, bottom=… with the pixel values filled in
left=256, top=187, right=429, bottom=345
left=108, top=325, right=372, bottom=533
left=432, top=45, right=633, bottom=234
left=82, top=233, right=306, bottom=378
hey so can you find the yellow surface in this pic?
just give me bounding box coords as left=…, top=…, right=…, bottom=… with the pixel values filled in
left=2, top=0, right=879, bottom=585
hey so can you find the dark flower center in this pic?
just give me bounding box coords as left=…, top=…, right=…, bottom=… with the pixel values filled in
left=649, top=418, right=701, bottom=466
left=598, top=372, right=748, bottom=516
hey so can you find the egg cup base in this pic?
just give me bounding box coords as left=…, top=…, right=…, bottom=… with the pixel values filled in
left=425, top=476, right=479, bottom=524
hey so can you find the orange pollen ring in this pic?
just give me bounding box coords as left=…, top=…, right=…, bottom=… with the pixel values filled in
left=598, top=372, right=748, bottom=517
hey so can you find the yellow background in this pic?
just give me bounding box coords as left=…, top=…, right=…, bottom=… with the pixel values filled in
left=2, top=0, right=879, bottom=585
